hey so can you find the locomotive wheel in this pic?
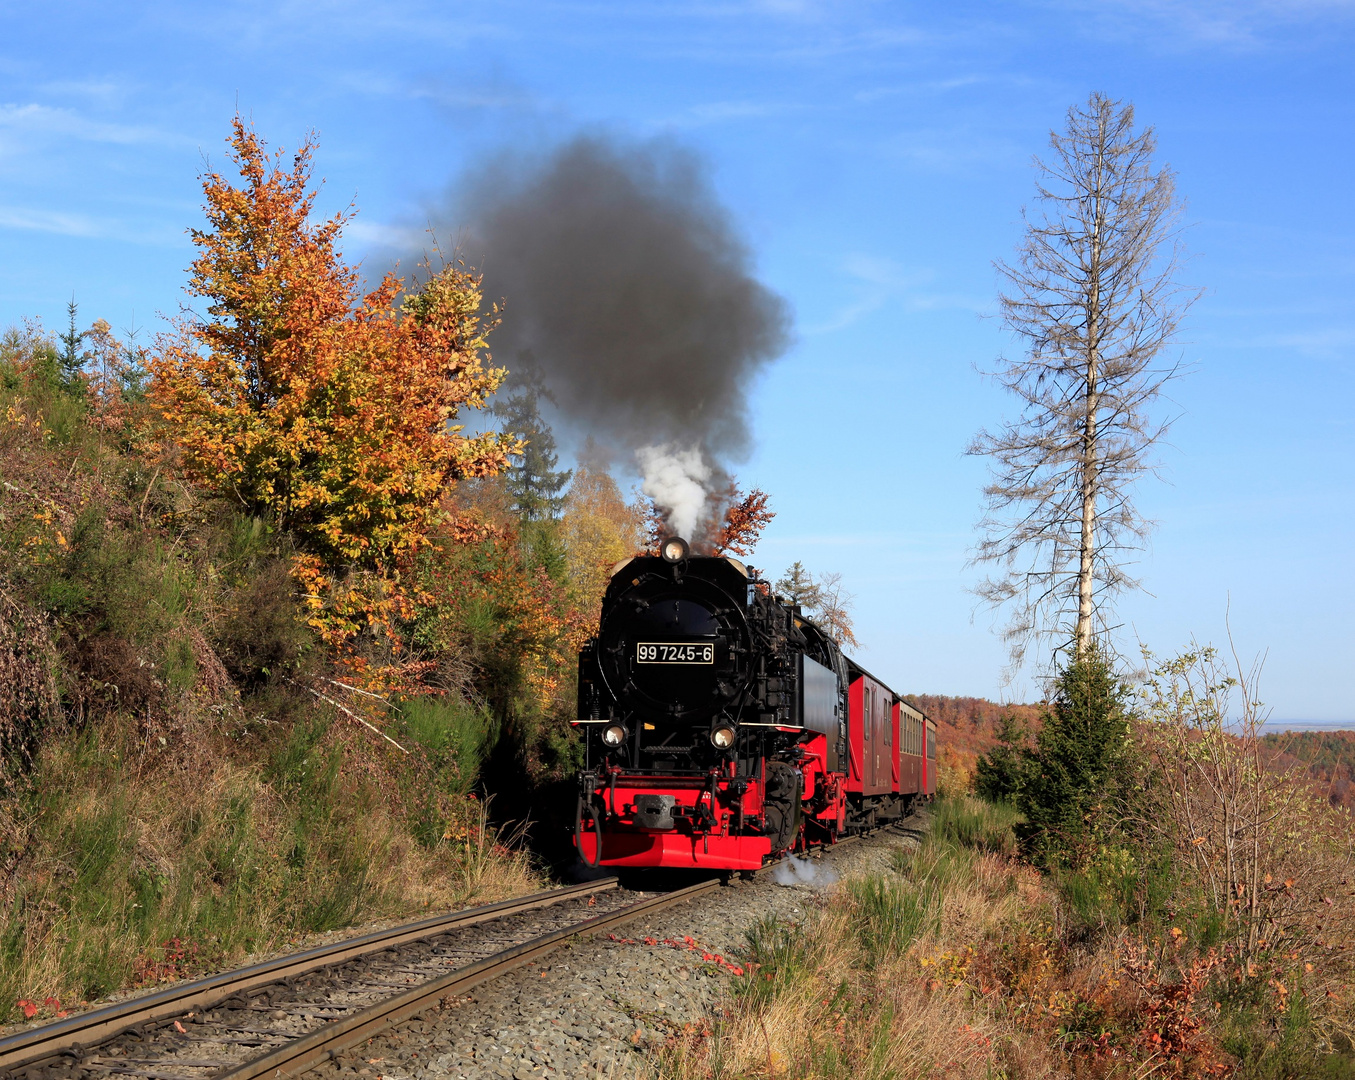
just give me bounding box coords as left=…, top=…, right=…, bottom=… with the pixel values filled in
left=763, top=761, right=803, bottom=853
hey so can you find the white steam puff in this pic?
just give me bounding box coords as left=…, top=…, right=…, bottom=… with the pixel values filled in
left=772, top=854, right=839, bottom=889
left=637, top=444, right=711, bottom=541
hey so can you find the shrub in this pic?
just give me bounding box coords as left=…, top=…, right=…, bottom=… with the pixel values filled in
left=1139, top=644, right=1355, bottom=1059
left=398, top=694, right=494, bottom=796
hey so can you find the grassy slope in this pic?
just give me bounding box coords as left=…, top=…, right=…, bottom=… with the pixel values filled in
left=0, top=344, right=539, bottom=1024
left=652, top=799, right=1355, bottom=1080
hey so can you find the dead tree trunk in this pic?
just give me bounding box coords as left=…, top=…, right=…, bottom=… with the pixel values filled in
left=969, top=92, right=1198, bottom=671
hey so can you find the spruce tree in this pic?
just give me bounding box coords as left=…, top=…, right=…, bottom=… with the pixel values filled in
left=974, top=713, right=1033, bottom=805
left=1019, top=647, right=1132, bottom=866
left=57, top=296, right=86, bottom=393
left=775, top=561, right=822, bottom=611
left=491, top=364, right=572, bottom=522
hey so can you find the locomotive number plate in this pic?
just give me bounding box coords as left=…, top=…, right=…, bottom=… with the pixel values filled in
left=636, top=642, right=715, bottom=664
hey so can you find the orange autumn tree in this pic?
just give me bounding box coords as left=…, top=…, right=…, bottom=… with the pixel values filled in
left=642, top=480, right=775, bottom=558
left=712, top=486, right=773, bottom=557
left=150, top=118, right=517, bottom=650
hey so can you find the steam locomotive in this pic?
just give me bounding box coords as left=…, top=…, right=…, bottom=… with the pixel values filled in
left=572, top=537, right=936, bottom=871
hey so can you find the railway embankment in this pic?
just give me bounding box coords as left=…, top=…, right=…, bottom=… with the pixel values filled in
left=0, top=330, right=559, bottom=1025
left=300, top=827, right=918, bottom=1080
left=649, top=795, right=1355, bottom=1080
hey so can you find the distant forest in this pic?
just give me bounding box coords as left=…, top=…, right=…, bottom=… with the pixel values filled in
left=1262, top=730, right=1355, bottom=809
left=907, top=696, right=1355, bottom=810
left=901, top=694, right=1042, bottom=781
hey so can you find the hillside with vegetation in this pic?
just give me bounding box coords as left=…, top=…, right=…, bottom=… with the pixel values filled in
left=1262, top=730, right=1355, bottom=810
left=0, top=123, right=647, bottom=1024
left=657, top=653, right=1355, bottom=1079
left=902, top=694, right=1044, bottom=789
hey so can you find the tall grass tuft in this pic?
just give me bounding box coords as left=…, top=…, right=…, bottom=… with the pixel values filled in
left=926, top=793, right=1022, bottom=857
left=398, top=695, right=494, bottom=795
left=846, top=876, right=940, bottom=962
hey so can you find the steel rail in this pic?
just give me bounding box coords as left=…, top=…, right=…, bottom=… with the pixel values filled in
left=217, top=839, right=859, bottom=1080
left=0, top=878, right=618, bottom=1076
left=212, top=878, right=721, bottom=1080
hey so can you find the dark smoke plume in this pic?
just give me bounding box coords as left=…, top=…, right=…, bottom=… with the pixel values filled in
left=422, top=134, right=791, bottom=540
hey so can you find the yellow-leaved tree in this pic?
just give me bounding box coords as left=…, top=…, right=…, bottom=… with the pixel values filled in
left=150, top=118, right=517, bottom=658
left=561, top=462, right=645, bottom=623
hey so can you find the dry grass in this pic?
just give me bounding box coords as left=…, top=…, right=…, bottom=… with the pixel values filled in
left=650, top=800, right=1062, bottom=1079
left=648, top=794, right=1355, bottom=1080
left=0, top=716, right=540, bottom=1023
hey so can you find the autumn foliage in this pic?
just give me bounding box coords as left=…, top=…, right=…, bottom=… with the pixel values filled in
left=641, top=478, right=775, bottom=559
left=711, top=485, right=774, bottom=557
left=150, top=119, right=517, bottom=651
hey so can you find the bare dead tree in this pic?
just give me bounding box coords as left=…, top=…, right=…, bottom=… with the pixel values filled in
left=815, top=571, right=860, bottom=651
left=774, top=563, right=859, bottom=650
left=969, top=92, right=1198, bottom=670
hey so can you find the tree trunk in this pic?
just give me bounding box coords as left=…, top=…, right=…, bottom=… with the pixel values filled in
left=1076, top=136, right=1106, bottom=660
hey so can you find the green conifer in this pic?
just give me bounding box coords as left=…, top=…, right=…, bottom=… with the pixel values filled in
left=57, top=296, right=86, bottom=393
left=974, top=713, right=1034, bottom=804
left=775, top=561, right=822, bottom=611
left=1018, top=647, right=1132, bottom=867
left=491, top=363, right=572, bottom=522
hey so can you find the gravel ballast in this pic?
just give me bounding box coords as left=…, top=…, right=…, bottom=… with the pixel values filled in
left=311, top=821, right=923, bottom=1080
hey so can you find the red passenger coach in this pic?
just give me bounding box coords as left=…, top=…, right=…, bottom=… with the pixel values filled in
left=572, top=540, right=936, bottom=872
left=841, top=661, right=929, bottom=829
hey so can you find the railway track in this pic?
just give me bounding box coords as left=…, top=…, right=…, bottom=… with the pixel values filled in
left=0, top=878, right=718, bottom=1080
left=0, top=840, right=862, bottom=1080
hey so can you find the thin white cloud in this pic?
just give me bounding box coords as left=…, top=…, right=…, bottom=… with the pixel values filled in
left=0, top=205, right=105, bottom=238
left=35, top=79, right=132, bottom=106
left=1054, top=0, right=1355, bottom=48
left=342, top=219, right=430, bottom=252
left=0, top=103, right=187, bottom=147
left=650, top=98, right=801, bottom=130
left=1226, top=327, right=1355, bottom=358
left=0, top=203, right=182, bottom=246
left=803, top=253, right=989, bottom=334
left=853, top=74, right=1019, bottom=104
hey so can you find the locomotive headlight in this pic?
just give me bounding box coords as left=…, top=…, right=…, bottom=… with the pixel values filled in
left=601, top=723, right=627, bottom=747
left=661, top=536, right=689, bottom=563
left=710, top=725, right=736, bottom=750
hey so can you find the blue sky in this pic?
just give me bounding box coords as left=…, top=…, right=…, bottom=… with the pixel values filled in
left=2, top=1, right=1352, bottom=717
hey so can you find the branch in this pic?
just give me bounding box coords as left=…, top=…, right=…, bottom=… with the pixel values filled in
left=302, top=684, right=410, bottom=753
